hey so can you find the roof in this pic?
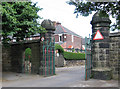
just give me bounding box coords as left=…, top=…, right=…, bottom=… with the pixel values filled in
left=54, top=24, right=81, bottom=37
left=109, top=32, right=120, bottom=37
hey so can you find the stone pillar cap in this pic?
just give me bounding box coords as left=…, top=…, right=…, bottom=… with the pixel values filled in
left=91, top=11, right=111, bottom=25
left=41, top=19, right=55, bottom=31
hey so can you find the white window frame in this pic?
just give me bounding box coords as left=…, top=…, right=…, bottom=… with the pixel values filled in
left=59, top=34, right=62, bottom=42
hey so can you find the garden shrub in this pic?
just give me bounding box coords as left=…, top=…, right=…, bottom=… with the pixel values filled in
left=64, top=51, right=85, bottom=60
left=55, top=44, right=64, bottom=54
left=72, top=48, right=75, bottom=52
left=25, top=48, right=32, bottom=61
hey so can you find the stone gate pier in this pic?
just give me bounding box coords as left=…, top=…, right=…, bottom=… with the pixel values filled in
left=91, top=11, right=120, bottom=80
left=40, top=19, right=56, bottom=76
left=91, top=12, right=112, bottom=80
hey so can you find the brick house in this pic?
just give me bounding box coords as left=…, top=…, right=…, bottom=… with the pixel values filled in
left=53, top=21, right=82, bottom=52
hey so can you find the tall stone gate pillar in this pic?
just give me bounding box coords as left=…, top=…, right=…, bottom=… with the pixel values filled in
left=91, top=12, right=112, bottom=80
left=40, top=19, right=55, bottom=76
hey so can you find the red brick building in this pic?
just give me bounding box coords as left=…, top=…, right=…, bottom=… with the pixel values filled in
left=53, top=22, right=82, bottom=52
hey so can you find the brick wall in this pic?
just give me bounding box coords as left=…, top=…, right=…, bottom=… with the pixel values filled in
left=66, top=34, right=81, bottom=49
left=73, top=36, right=82, bottom=49
left=55, top=34, right=67, bottom=42
left=55, top=34, right=82, bottom=50
left=66, top=34, right=72, bottom=48
left=55, top=35, right=59, bottom=42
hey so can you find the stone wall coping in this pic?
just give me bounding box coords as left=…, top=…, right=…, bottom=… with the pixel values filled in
left=109, top=32, right=120, bottom=37
left=9, top=39, right=40, bottom=45
left=92, top=68, right=111, bottom=71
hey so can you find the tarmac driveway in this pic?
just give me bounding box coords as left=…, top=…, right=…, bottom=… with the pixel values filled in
left=2, top=66, right=118, bottom=87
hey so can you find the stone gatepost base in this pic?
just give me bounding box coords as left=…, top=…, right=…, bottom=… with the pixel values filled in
left=92, top=68, right=112, bottom=80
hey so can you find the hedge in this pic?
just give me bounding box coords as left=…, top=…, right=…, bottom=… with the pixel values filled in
left=55, top=44, right=64, bottom=54
left=64, top=51, right=85, bottom=60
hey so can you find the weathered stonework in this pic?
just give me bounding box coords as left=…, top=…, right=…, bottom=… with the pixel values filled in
left=2, top=46, right=11, bottom=71
left=2, top=40, right=41, bottom=74
left=65, top=60, right=85, bottom=67
left=109, top=32, right=120, bottom=79
left=40, top=19, right=56, bottom=75
left=91, top=11, right=120, bottom=80
left=91, top=12, right=112, bottom=80
left=55, top=54, right=65, bottom=67
left=2, top=19, right=56, bottom=76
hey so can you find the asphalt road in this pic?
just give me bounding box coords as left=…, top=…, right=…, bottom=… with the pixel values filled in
left=2, top=66, right=118, bottom=87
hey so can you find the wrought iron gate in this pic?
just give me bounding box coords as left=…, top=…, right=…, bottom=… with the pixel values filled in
left=40, top=38, right=55, bottom=76
left=85, top=37, right=92, bottom=80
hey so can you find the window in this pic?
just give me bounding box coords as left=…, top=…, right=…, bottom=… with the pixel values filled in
left=60, top=36, right=62, bottom=41
left=59, top=34, right=62, bottom=42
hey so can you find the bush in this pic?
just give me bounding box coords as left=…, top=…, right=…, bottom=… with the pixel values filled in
left=25, top=48, right=32, bottom=61
left=72, top=48, right=75, bottom=52
left=55, top=44, right=64, bottom=54
left=64, top=51, right=85, bottom=60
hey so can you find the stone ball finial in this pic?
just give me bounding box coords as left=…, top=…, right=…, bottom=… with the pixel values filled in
left=91, top=11, right=111, bottom=25
left=41, top=19, right=55, bottom=31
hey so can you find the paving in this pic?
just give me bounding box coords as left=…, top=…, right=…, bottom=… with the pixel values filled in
left=1, top=66, right=119, bottom=87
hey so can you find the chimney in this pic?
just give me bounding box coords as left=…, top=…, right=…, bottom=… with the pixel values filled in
left=52, top=21, right=61, bottom=26
left=56, top=22, right=61, bottom=25
left=52, top=21, right=57, bottom=26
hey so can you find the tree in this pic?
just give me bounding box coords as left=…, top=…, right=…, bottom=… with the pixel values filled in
left=67, top=0, right=120, bottom=30
left=1, top=2, right=45, bottom=43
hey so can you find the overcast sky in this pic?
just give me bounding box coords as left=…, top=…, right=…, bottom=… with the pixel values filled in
left=32, top=0, right=117, bottom=38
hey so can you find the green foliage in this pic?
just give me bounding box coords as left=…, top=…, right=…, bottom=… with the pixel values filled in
left=72, top=48, right=75, bottom=52
left=1, top=2, right=45, bottom=43
left=55, top=44, right=64, bottom=54
left=25, top=48, right=32, bottom=61
left=64, top=51, right=85, bottom=60
left=67, top=1, right=120, bottom=31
